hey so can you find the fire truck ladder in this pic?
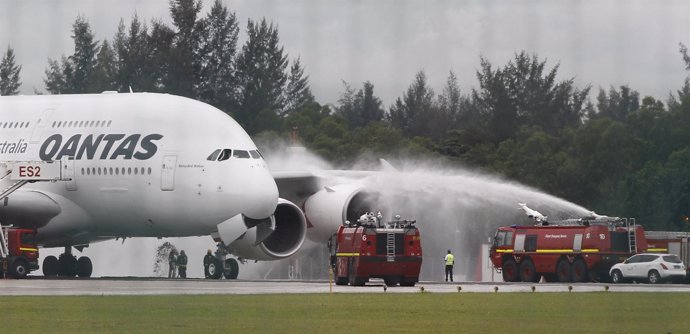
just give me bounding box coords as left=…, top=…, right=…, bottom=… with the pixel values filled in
left=386, top=232, right=396, bottom=259
left=0, top=225, right=10, bottom=259
left=627, top=218, right=637, bottom=253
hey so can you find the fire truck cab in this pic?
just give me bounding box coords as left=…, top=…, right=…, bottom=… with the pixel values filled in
left=490, top=217, right=646, bottom=283
left=0, top=226, right=40, bottom=279
left=331, top=214, right=422, bottom=287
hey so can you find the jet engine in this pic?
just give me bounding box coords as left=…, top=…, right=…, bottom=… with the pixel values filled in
left=218, top=199, right=307, bottom=261
left=303, top=184, right=389, bottom=243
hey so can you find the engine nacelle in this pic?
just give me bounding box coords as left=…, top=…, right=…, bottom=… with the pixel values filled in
left=222, top=199, right=307, bottom=261
left=304, top=184, right=388, bottom=243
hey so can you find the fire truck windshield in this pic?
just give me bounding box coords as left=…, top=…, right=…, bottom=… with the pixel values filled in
left=493, top=231, right=513, bottom=247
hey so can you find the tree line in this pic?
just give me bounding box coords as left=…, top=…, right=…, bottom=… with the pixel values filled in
left=3, top=0, right=690, bottom=231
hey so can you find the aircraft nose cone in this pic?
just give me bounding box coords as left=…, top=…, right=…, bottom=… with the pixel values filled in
left=241, top=168, right=278, bottom=219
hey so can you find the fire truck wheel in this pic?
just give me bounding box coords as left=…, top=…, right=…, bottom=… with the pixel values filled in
left=11, top=259, right=29, bottom=279
left=647, top=270, right=661, bottom=284
left=502, top=258, right=519, bottom=282
left=77, top=257, right=93, bottom=277
left=556, top=259, right=572, bottom=283
left=519, top=259, right=539, bottom=283
left=384, top=276, right=400, bottom=287
left=571, top=259, right=589, bottom=282
left=610, top=270, right=624, bottom=284
left=43, top=255, right=60, bottom=276
left=223, top=258, right=239, bottom=279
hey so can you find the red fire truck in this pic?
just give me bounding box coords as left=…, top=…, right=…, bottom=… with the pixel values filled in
left=0, top=226, right=40, bottom=279
left=490, top=217, right=647, bottom=283
left=331, top=214, right=422, bottom=287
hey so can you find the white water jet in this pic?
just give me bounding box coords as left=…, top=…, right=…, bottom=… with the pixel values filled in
left=36, top=146, right=591, bottom=281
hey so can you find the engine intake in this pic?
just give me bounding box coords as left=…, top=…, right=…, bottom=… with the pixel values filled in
left=304, top=184, right=388, bottom=242
left=221, top=199, right=307, bottom=261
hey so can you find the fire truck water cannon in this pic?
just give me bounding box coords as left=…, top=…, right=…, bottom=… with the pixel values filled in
left=332, top=213, right=422, bottom=287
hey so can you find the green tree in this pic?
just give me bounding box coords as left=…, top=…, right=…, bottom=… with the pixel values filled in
left=387, top=71, right=438, bottom=138
left=283, top=57, right=314, bottom=116
left=235, top=18, right=289, bottom=133
left=196, top=0, right=240, bottom=112
left=594, top=85, right=640, bottom=121
left=167, top=0, right=203, bottom=97
left=0, top=46, right=21, bottom=95
left=472, top=52, right=589, bottom=143
left=337, top=81, right=384, bottom=129
left=44, top=16, right=99, bottom=94
left=92, top=40, right=117, bottom=92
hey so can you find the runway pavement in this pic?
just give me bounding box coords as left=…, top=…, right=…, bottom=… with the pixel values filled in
left=3, top=277, right=690, bottom=296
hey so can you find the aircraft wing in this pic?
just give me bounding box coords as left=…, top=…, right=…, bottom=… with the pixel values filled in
left=0, top=190, right=61, bottom=228
left=271, top=171, right=322, bottom=204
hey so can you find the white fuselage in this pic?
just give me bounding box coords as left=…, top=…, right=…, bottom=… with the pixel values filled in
left=0, top=93, right=278, bottom=247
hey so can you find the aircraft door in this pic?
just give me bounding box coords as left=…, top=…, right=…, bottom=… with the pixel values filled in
left=161, top=155, right=177, bottom=191
left=63, top=157, right=76, bottom=191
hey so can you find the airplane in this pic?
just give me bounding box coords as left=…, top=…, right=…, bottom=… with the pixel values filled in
left=0, top=92, right=382, bottom=278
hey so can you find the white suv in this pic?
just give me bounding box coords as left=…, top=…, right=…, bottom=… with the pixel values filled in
left=610, top=253, right=686, bottom=284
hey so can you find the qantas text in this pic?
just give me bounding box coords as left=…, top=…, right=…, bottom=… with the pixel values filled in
left=40, top=133, right=163, bottom=161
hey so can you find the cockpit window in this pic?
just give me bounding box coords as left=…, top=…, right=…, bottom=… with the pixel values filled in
left=233, top=150, right=250, bottom=159
left=249, top=150, right=260, bottom=159
left=218, top=149, right=232, bottom=161
left=207, top=149, right=221, bottom=161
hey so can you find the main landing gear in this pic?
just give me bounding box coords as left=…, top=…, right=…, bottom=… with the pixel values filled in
left=205, top=242, right=240, bottom=280
left=42, top=246, right=92, bottom=277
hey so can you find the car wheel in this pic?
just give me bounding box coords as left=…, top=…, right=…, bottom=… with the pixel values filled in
left=611, top=270, right=624, bottom=284
left=647, top=270, right=661, bottom=284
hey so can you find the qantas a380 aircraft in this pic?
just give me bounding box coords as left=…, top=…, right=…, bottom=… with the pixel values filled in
left=0, top=92, right=380, bottom=278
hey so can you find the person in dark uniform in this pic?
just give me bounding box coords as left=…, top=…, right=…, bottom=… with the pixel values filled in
left=203, top=249, right=215, bottom=278
left=177, top=250, right=188, bottom=278
left=168, top=250, right=177, bottom=278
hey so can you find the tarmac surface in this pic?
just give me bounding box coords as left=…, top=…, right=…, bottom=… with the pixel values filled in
left=3, top=277, right=690, bottom=295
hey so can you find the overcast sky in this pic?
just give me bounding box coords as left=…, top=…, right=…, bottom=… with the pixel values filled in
left=2, top=0, right=690, bottom=107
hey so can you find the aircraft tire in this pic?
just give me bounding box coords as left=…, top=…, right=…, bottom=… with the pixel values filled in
left=58, top=254, right=78, bottom=277
left=77, top=257, right=93, bottom=277
left=43, top=255, right=60, bottom=276
left=208, top=258, right=222, bottom=279
left=223, top=258, right=239, bottom=279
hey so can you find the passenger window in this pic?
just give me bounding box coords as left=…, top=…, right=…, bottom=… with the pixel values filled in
left=233, top=150, right=250, bottom=159
left=218, top=149, right=232, bottom=161
left=249, top=150, right=260, bottom=159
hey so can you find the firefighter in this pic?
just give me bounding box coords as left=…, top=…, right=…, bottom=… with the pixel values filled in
left=177, top=250, right=188, bottom=278
left=444, top=249, right=455, bottom=282
left=168, top=250, right=177, bottom=278
left=203, top=249, right=214, bottom=278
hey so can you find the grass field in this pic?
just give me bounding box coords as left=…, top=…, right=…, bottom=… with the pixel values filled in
left=1, top=293, right=688, bottom=333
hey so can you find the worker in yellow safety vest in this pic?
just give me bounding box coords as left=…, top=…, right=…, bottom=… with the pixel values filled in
left=444, top=249, right=454, bottom=282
